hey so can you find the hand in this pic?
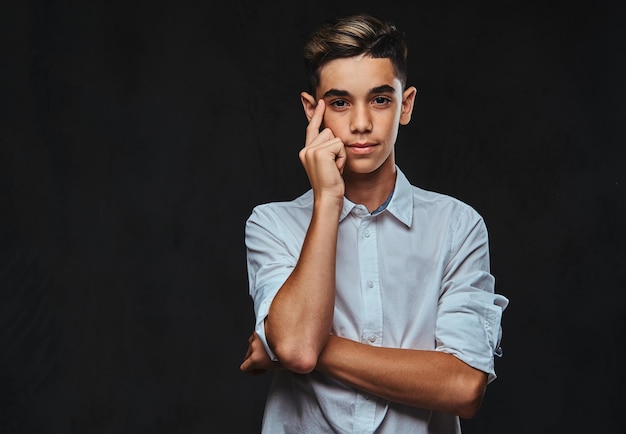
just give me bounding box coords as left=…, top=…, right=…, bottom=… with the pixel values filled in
left=240, top=331, right=283, bottom=376
left=298, top=99, right=346, bottom=201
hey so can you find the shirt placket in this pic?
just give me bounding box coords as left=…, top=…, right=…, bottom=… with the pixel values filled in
left=353, top=209, right=383, bottom=433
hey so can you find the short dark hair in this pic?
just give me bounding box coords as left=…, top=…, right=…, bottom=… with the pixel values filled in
left=303, top=13, right=409, bottom=95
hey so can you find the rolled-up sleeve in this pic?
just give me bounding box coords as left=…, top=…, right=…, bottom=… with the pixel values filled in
left=435, top=208, right=509, bottom=383
left=245, top=205, right=297, bottom=361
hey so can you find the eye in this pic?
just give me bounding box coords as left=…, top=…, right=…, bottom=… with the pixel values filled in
left=329, top=99, right=348, bottom=108
left=372, top=96, right=392, bottom=106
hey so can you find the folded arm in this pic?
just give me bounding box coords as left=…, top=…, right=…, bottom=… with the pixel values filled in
left=240, top=331, right=486, bottom=418
left=317, top=336, right=487, bottom=419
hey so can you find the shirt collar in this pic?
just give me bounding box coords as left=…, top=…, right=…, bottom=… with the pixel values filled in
left=339, top=166, right=414, bottom=227
left=385, top=167, right=413, bottom=227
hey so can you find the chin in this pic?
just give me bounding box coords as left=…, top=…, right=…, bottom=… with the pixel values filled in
left=348, top=155, right=393, bottom=174
left=345, top=161, right=384, bottom=175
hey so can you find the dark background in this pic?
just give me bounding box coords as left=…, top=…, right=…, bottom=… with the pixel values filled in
left=1, top=0, right=624, bottom=433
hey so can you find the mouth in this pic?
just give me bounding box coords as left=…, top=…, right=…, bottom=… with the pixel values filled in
left=346, top=142, right=378, bottom=155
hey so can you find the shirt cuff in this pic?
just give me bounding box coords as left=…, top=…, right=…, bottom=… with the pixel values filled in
left=254, top=289, right=279, bottom=362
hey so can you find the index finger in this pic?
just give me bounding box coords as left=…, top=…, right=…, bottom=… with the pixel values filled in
left=305, top=99, right=325, bottom=146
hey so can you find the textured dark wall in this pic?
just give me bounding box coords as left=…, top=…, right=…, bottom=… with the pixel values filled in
left=1, top=1, right=624, bottom=433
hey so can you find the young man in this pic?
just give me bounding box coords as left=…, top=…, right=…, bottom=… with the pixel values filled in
left=240, top=12, right=508, bottom=433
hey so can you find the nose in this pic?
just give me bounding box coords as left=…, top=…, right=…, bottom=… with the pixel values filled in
left=350, top=104, right=373, bottom=133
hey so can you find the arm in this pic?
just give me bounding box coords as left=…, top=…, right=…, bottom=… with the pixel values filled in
left=313, top=210, right=506, bottom=419
left=263, top=99, right=347, bottom=374
left=240, top=331, right=283, bottom=376
left=243, top=207, right=506, bottom=419
left=240, top=332, right=486, bottom=419
left=317, top=336, right=487, bottom=419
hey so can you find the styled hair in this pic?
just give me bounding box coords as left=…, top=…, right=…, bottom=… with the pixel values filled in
left=303, top=13, right=409, bottom=95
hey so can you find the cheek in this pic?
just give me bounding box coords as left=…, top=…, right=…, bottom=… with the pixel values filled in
left=375, top=114, right=398, bottom=134
left=322, top=113, right=345, bottom=134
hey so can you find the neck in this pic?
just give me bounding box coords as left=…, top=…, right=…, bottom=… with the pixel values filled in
left=344, top=163, right=397, bottom=212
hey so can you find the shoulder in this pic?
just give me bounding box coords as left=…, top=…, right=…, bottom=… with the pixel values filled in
left=413, top=185, right=482, bottom=219
left=397, top=168, right=482, bottom=219
left=246, top=189, right=314, bottom=227
left=396, top=168, right=485, bottom=231
left=404, top=183, right=491, bottom=257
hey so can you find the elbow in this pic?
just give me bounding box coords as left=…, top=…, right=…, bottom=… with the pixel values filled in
left=454, top=372, right=487, bottom=419
left=266, top=327, right=327, bottom=374
left=265, top=319, right=326, bottom=374
left=456, top=397, right=483, bottom=420
left=273, top=344, right=318, bottom=374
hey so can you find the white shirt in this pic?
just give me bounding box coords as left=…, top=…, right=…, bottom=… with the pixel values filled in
left=245, top=166, right=509, bottom=434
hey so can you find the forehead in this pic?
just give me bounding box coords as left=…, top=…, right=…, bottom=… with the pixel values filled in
left=317, top=55, right=402, bottom=97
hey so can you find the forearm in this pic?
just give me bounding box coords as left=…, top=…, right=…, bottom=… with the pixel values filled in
left=316, top=336, right=488, bottom=418
left=265, top=197, right=342, bottom=373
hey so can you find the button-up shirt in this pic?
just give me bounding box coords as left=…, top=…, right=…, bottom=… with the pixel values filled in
left=245, top=166, right=509, bottom=433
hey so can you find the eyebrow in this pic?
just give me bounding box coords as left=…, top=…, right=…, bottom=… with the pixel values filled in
left=322, top=84, right=396, bottom=99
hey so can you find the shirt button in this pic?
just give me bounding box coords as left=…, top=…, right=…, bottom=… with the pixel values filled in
left=364, top=230, right=370, bottom=237
left=367, top=280, right=374, bottom=288
left=368, top=335, right=376, bottom=343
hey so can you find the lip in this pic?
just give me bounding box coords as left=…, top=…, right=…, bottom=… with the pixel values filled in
left=346, top=142, right=378, bottom=155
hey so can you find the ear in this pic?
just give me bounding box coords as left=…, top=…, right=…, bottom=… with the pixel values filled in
left=399, top=86, right=417, bottom=126
left=301, top=92, right=318, bottom=122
